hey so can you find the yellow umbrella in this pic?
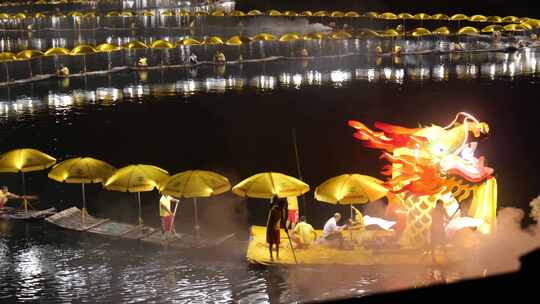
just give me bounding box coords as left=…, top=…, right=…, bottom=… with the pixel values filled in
left=0, top=148, right=56, bottom=212
left=71, top=44, right=96, bottom=74
left=104, top=164, right=169, bottom=225
left=315, top=174, right=388, bottom=219
left=232, top=172, right=309, bottom=199
left=48, top=157, right=116, bottom=223
left=159, top=170, right=231, bottom=237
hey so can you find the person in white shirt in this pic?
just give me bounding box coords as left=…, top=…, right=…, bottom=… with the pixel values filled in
left=323, top=213, right=348, bottom=248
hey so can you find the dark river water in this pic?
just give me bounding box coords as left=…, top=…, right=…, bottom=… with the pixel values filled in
left=1, top=49, right=540, bottom=302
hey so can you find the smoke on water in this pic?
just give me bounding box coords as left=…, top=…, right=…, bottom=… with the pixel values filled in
left=240, top=17, right=332, bottom=37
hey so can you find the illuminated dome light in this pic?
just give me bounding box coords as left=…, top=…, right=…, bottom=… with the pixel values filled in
left=105, top=11, right=119, bottom=17
left=458, top=26, right=480, bottom=35
left=69, top=11, right=83, bottom=17
left=177, top=10, right=191, bottom=17
left=363, top=11, right=378, bottom=18
left=225, top=35, right=252, bottom=45
left=140, top=10, right=154, bottom=16
left=379, top=12, right=398, bottom=20
left=470, top=14, right=487, bottom=22
left=397, top=12, right=414, bottom=19
left=83, top=12, right=96, bottom=18
left=450, top=14, right=469, bottom=21
left=432, top=13, right=450, bottom=20
left=160, top=10, right=174, bottom=16
left=344, top=11, right=360, bottom=17
left=119, top=11, right=134, bottom=17
left=486, top=16, right=502, bottom=23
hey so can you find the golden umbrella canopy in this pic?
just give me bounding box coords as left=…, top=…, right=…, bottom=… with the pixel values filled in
left=300, top=11, right=313, bottom=17
left=15, top=50, right=44, bottom=60
left=35, top=12, right=48, bottom=18
left=379, top=12, right=397, bottom=20
left=330, top=11, right=345, bottom=18
left=70, top=44, right=96, bottom=55
left=357, top=29, right=380, bottom=38
left=314, top=174, right=388, bottom=204
left=159, top=170, right=231, bottom=237
left=83, top=12, right=96, bottom=18
left=232, top=172, right=309, bottom=199
left=69, top=11, right=83, bottom=17
left=433, top=26, right=451, bottom=35
left=519, top=22, right=533, bottom=30
left=284, top=10, right=298, bottom=17
left=106, top=11, right=119, bottom=17
left=470, top=14, right=487, bottom=22
left=178, top=37, right=201, bottom=46
left=303, top=32, right=330, bottom=40
left=344, top=11, right=360, bottom=17
left=279, top=33, right=301, bottom=42
left=331, top=31, right=353, bottom=40
left=398, top=12, right=414, bottom=19
left=161, top=10, right=174, bottom=17
left=0, top=13, right=10, bottom=19
left=211, top=10, right=225, bottom=16
left=0, top=148, right=56, bottom=173
left=313, top=11, right=329, bottom=17
left=225, top=35, right=252, bottom=46
left=141, top=10, right=154, bottom=16
left=95, top=43, right=122, bottom=52
left=450, top=14, right=469, bottom=21
left=13, top=13, right=27, bottom=19
left=252, top=33, right=276, bottom=41
left=458, top=26, right=480, bottom=35
left=45, top=47, right=70, bottom=56
left=481, top=24, right=504, bottom=33
left=380, top=29, right=400, bottom=37
left=487, top=16, right=503, bottom=23
left=202, top=36, right=224, bottom=45
left=363, top=11, right=378, bottom=18
left=150, top=39, right=174, bottom=49
left=432, top=13, right=450, bottom=20
left=0, top=52, right=16, bottom=61
left=267, top=10, right=281, bottom=16
left=411, top=27, right=432, bottom=37
left=503, top=24, right=526, bottom=32
left=177, top=10, right=191, bottom=17
left=247, top=10, right=263, bottom=16
left=522, top=20, right=540, bottom=29
left=48, top=157, right=116, bottom=223
left=230, top=10, right=246, bottom=17
left=413, top=13, right=431, bottom=20
left=159, top=170, right=231, bottom=198
left=124, top=40, right=148, bottom=49
left=502, top=16, right=519, bottom=23
left=120, top=11, right=134, bottom=17
left=195, top=11, right=209, bottom=17
left=104, top=164, right=169, bottom=225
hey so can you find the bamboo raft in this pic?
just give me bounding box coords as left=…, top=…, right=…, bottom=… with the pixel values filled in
left=0, top=206, right=56, bottom=220
left=45, top=207, right=235, bottom=249
left=246, top=225, right=471, bottom=266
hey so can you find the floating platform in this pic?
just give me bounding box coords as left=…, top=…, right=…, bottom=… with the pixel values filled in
left=0, top=206, right=56, bottom=220
left=46, top=207, right=234, bottom=249
left=246, top=225, right=466, bottom=266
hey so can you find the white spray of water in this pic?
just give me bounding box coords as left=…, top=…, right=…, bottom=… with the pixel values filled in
left=240, top=17, right=332, bottom=36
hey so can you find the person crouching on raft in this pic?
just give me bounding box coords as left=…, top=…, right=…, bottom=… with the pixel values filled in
left=292, top=216, right=317, bottom=249
left=0, top=186, right=22, bottom=209
left=159, top=194, right=180, bottom=240
left=323, top=213, right=348, bottom=249
left=266, top=196, right=285, bottom=260
left=214, top=51, right=226, bottom=64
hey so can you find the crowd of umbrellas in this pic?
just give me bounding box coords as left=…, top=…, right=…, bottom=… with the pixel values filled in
left=0, top=148, right=389, bottom=235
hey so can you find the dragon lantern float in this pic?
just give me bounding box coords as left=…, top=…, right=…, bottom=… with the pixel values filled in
left=349, top=112, right=497, bottom=248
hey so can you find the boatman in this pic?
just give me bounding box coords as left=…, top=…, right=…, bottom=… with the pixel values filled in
left=286, top=196, right=299, bottom=230
left=0, top=186, right=21, bottom=209
left=159, top=194, right=180, bottom=240
left=266, top=196, right=285, bottom=260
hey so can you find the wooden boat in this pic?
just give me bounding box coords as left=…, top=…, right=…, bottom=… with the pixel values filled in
left=246, top=225, right=470, bottom=266
left=45, top=207, right=235, bottom=249
left=0, top=206, right=56, bottom=220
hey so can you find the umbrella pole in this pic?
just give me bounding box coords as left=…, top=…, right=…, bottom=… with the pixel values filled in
left=292, top=128, right=307, bottom=219
left=21, top=172, right=27, bottom=215
left=137, top=192, right=142, bottom=226
left=81, top=183, right=86, bottom=225
left=193, top=197, right=200, bottom=238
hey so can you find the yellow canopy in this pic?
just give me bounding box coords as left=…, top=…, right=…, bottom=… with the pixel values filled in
left=357, top=29, right=380, bottom=38
left=202, top=36, right=224, bottom=45
left=119, top=12, right=134, bottom=17
left=314, top=174, right=388, bottom=204
left=225, top=35, right=252, bottom=46
left=34, top=12, right=48, bottom=18
left=150, top=39, right=174, bottom=49
left=487, top=16, right=502, bottom=23
left=331, top=31, right=353, bottom=40
left=432, top=13, right=450, bottom=20
left=398, top=13, right=414, bottom=19
left=502, top=16, right=519, bottom=23
left=15, top=50, right=44, bottom=60
left=458, top=26, right=480, bottom=35
left=267, top=10, right=281, bottom=16
left=379, top=12, right=397, bottom=20
left=344, top=11, right=360, bottom=17
left=0, top=52, right=16, bottom=62
left=141, top=10, right=155, bottom=16
left=211, top=10, right=225, bottom=17
left=69, top=11, right=83, bottom=17
left=252, top=33, right=276, bottom=41
left=300, top=11, right=313, bottom=16
left=194, top=12, right=209, bottom=17
left=450, top=14, right=469, bottom=21
left=380, top=29, right=400, bottom=37
left=0, top=148, right=56, bottom=173
left=48, top=157, right=115, bottom=184
left=481, top=24, right=504, bottom=33
left=104, top=164, right=169, bottom=192
left=45, top=47, right=70, bottom=56
left=159, top=170, right=231, bottom=198
left=178, top=37, right=201, bottom=46
left=363, top=12, right=378, bottom=18
left=230, top=10, right=245, bottom=17
left=160, top=10, right=174, bottom=17
left=503, top=23, right=526, bottom=31
left=411, top=27, right=432, bottom=37
left=232, top=172, right=309, bottom=199
left=124, top=41, right=148, bottom=49
left=279, top=33, right=301, bottom=42
left=95, top=43, right=122, bottom=52
left=0, top=13, right=11, bottom=19
left=247, top=10, right=263, bottom=16
left=284, top=10, right=298, bottom=17
left=413, top=13, right=431, bottom=20
left=303, top=32, right=330, bottom=40
left=313, top=11, right=329, bottom=17
left=330, top=11, right=344, bottom=18
left=106, top=11, right=119, bottom=17
left=71, top=45, right=96, bottom=55
left=470, top=15, right=487, bottom=22
left=433, top=27, right=451, bottom=35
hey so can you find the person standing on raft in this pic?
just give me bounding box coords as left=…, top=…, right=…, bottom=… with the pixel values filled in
left=286, top=196, right=299, bottom=230
left=266, top=196, right=285, bottom=260
left=159, top=194, right=180, bottom=240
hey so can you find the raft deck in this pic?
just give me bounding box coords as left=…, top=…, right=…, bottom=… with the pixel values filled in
left=246, top=225, right=464, bottom=266
left=46, top=207, right=234, bottom=249
left=0, top=207, right=56, bottom=220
